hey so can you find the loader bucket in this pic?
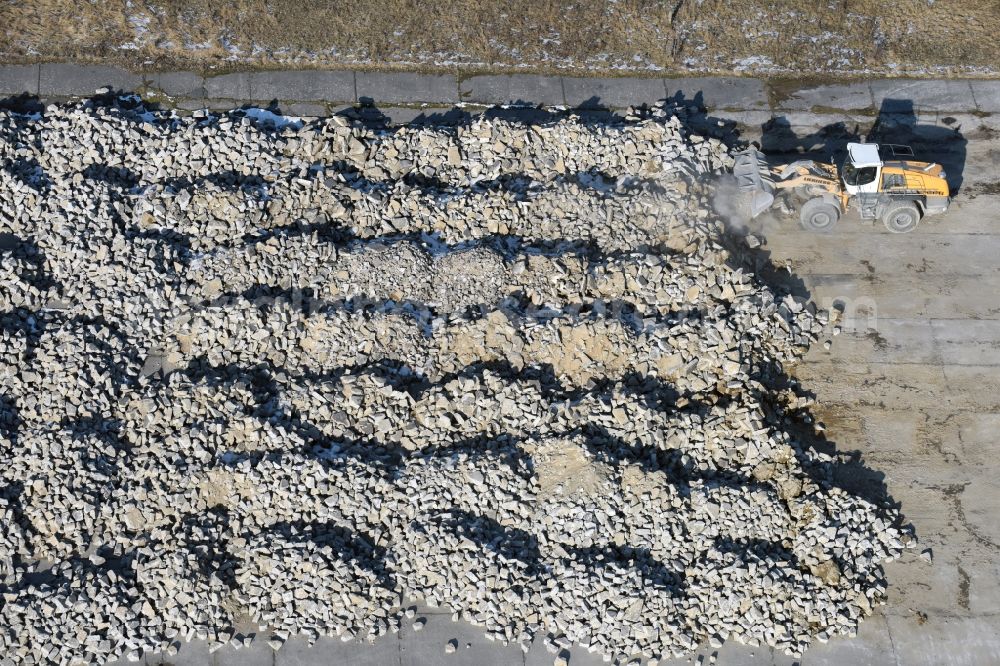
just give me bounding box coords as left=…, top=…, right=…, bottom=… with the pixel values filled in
left=732, top=148, right=776, bottom=218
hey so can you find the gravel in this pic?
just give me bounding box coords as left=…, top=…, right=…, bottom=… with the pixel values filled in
left=0, top=95, right=914, bottom=665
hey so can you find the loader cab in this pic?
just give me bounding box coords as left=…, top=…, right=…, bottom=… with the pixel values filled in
left=841, top=142, right=882, bottom=195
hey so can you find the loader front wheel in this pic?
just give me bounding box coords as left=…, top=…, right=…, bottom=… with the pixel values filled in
left=800, top=198, right=840, bottom=232
left=882, top=201, right=921, bottom=233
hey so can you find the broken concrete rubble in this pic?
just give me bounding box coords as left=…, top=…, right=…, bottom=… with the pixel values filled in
left=0, top=96, right=913, bottom=665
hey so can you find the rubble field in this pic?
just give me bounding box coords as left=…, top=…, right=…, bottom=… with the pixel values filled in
left=0, top=97, right=913, bottom=665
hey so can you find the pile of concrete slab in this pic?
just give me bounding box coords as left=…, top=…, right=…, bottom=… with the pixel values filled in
left=0, top=97, right=913, bottom=665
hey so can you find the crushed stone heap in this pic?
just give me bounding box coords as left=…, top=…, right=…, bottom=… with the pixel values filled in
left=0, top=97, right=914, bottom=665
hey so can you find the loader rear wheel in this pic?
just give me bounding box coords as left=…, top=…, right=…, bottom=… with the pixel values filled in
left=882, top=201, right=921, bottom=233
left=800, top=198, right=840, bottom=232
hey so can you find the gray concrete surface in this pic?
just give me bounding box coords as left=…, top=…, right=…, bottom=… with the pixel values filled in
left=749, top=111, right=1000, bottom=666
left=773, top=83, right=875, bottom=112
left=38, top=63, right=141, bottom=96
left=664, top=76, right=770, bottom=110
left=249, top=70, right=354, bottom=105
left=869, top=79, right=978, bottom=113
left=3, top=63, right=998, bottom=665
left=202, top=71, right=251, bottom=102
left=968, top=80, right=1000, bottom=113
left=0, top=63, right=38, bottom=96
left=357, top=72, right=458, bottom=104
left=561, top=76, right=664, bottom=109
left=461, top=74, right=566, bottom=106
left=4, top=64, right=1000, bottom=120
left=147, top=71, right=205, bottom=99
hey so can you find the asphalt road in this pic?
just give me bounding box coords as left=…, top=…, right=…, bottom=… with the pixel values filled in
left=7, top=75, right=983, bottom=666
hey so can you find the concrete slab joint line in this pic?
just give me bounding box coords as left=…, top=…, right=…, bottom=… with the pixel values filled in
left=967, top=80, right=1000, bottom=112
left=976, top=81, right=1000, bottom=114
left=882, top=614, right=902, bottom=666
left=146, top=71, right=206, bottom=99
left=6, top=65, right=1000, bottom=116
left=967, top=82, right=982, bottom=113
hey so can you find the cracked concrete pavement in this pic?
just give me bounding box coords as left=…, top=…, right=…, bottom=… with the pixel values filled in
left=0, top=64, right=997, bottom=665
left=3, top=63, right=1000, bottom=119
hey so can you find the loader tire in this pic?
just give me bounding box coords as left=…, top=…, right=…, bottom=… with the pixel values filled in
left=800, top=198, right=840, bottom=232
left=791, top=186, right=811, bottom=202
left=794, top=185, right=827, bottom=201
left=882, top=201, right=921, bottom=233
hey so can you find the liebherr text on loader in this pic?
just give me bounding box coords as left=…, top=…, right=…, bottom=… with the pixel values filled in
left=733, top=142, right=950, bottom=233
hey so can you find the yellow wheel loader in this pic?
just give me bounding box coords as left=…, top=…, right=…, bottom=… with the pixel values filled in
left=732, top=142, right=950, bottom=233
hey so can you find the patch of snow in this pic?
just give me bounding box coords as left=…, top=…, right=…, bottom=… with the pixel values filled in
left=734, top=55, right=775, bottom=72
left=184, top=40, right=215, bottom=51
left=241, top=108, right=304, bottom=130
left=540, top=30, right=561, bottom=46
left=117, top=9, right=152, bottom=51
left=220, top=34, right=242, bottom=56
left=129, top=13, right=151, bottom=39
left=576, top=171, right=616, bottom=194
